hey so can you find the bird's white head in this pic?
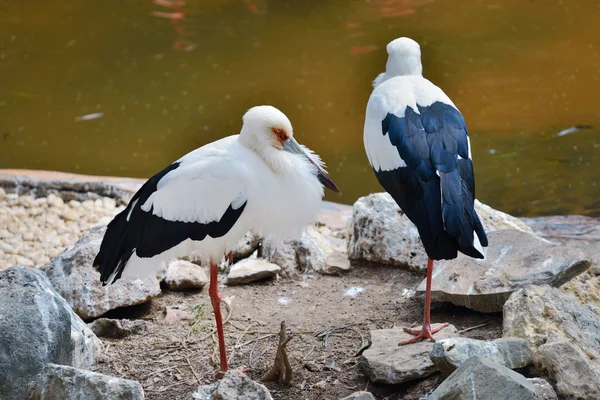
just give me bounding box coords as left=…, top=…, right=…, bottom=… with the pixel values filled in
left=373, top=37, right=423, bottom=87
left=239, top=105, right=340, bottom=193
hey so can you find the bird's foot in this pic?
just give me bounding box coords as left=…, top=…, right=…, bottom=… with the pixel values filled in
left=399, top=322, right=449, bottom=345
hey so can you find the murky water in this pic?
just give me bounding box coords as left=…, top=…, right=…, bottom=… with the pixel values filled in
left=1, top=0, right=599, bottom=217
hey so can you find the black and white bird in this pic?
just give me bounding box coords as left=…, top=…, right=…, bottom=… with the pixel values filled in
left=94, top=105, right=339, bottom=374
left=363, top=37, right=488, bottom=344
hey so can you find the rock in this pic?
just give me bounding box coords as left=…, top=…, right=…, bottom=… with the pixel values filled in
left=561, top=273, right=600, bottom=317
left=416, top=229, right=590, bottom=312
left=430, top=337, right=531, bottom=376
left=88, top=318, right=149, bottom=339
left=347, top=193, right=534, bottom=274
left=340, top=391, right=376, bottom=400
left=260, top=227, right=351, bottom=276
left=231, top=232, right=261, bottom=262
left=41, top=227, right=162, bottom=319
left=27, top=363, right=144, bottom=400
left=536, top=339, right=600, bottom=399
left=226, top=258, right=281, bottom=285
left=163, top=259, right=208, bottom=290
left=191, top=370, right=272, bottom=400
left=428, top=356, right=536, bottom=400
left=0, top=266, right=102, bottom=400
left=503, top=285, right=600, bottom=399
left=360, top=324, right=459, bottom=384
left=528, top=378, right=558, bottom=400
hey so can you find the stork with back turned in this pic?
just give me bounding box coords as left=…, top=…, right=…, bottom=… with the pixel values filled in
left=363, top=37, right=488, bottom=344
left=94, top=105, right=340, bottom=374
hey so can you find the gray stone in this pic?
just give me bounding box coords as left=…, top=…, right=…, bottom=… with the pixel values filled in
left=41, top=227, right=162, bottom=319
left=561, top=273, right=600, bottom=317
left=430, top=337, right=531, bottom=375
left=360, top=324, right=459, bottom=384
left=260, top=227, right=351, bottom=276
left=429, top=356, right=535, bottom=400
left=226, top=258, right=280, bottom=285
left=503, top=285, right=600, bottom=399
left=28, top=363, right=144, bottom=400
left=528, top=378, right=558, bottom=400
left=340, top=391, right=376, bottom=400
left=0, top=266, right=102, bottom=400
left=231, top=232, right=261, bottom=263
left=163, top=259, right=208, bottom=290
left=88, top=318, right=149, bottom=339
left=347, top=193, right=534, bottom=274
left=416, top=229, right=590, bottom=312
left=191, top=370, right=272, bottom=400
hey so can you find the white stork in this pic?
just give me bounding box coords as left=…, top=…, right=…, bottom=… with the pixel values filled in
left=94, top=105, right=339, bottom=374
left=363, top=38, right=488, bottom=344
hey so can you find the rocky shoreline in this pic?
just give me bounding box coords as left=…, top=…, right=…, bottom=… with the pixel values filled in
left=1, top=169, right=599, bottom=400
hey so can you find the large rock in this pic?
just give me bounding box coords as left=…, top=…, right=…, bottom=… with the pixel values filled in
left=347, top=193, right=534, bottom=274
left=428, top=356, right=536, bottom=400
left=0, top=266, right=102, bottom=400
left=28, top=363, right=144, bottom=400
left=260, top=227, right=351, bottom=276
left=360, top=324, right=459, bottom=384
left=163, top=259, right=208, bottom=291
left=561, top=273, right=600, bottom=317
left=41, top=227, right=162, bottom=319
left=503, top=285, right=600, bottom=399
left=430, top=337, right=531, bottom=376
left=416, top=229, right=590, bottom=312
left=191, top=370, right=272, bottom=400
left=226, top=258, right=281, bottom=285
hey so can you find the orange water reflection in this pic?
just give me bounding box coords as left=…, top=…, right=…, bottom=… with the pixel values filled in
left=0, top=0, right=598, bottom=216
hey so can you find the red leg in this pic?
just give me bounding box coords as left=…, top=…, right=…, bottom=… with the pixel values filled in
left=209, top=260, right=228, bottom=376
left=400, top=258, right=449, bottom=345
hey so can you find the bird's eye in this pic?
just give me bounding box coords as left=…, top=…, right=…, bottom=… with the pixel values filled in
left=275, top=128, right=282, bottom=133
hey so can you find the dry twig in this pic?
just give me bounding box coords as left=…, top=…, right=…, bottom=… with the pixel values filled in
left=260, top=321, right=294, bottom=384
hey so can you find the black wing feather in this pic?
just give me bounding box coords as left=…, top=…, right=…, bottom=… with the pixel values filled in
left=93, top=161, right=246, bottom=285
left=376, top=101, right=487, bottom=260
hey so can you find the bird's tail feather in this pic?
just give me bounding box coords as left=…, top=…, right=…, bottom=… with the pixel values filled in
left=93, top=209, right=135, bottom=285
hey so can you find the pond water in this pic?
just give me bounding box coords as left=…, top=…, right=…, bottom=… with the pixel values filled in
left=1, top=0, right=599, bottom=217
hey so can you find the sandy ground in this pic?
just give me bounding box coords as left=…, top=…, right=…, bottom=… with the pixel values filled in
left=94, top=265, right=502, bottom=400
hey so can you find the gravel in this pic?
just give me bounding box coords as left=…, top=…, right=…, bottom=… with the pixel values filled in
left=0, top=188, right=124, bottom=270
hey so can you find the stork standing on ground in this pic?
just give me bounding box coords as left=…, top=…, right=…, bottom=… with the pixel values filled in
left=94, top=105, right=340, bottom=374
left=363, top=38, right=488, bottom=344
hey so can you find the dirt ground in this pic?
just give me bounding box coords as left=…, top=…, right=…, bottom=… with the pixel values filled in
left=94, top=264, right=502, bottom=400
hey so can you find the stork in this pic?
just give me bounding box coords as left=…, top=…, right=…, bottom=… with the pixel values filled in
left=94, top=105, right=340, bottom=374
left=363, top=38, right=488, bottom=344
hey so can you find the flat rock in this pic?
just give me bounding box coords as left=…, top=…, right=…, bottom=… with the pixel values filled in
left=430, top=337, right=531, bottom=376
left=0, top=266, right=102, bottom=400
left=503, top=285, right=600, bottom=399
left=528, top=378, right=558, bottom=400
left=163, top=259, right=208, bottom=290
left=416, top=229, right=590, bottom=312
left=347, top=193, right=534, bottom=274
left=226, top=258, right=280, bottom=285
left=88, top=318, right=149, bottom=339
left=428, top=356, right=536, bottom=400
left=41, top=226, right=162, bottom=319
left=191, top=370, right=272, bottom=400
left=340, top=391, right=376, bottom=400
left=28, top=363, right=144, bottom=400
left=260, top=227, right=351, bottom=276
left=361, top=324, right=458, bottom=384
